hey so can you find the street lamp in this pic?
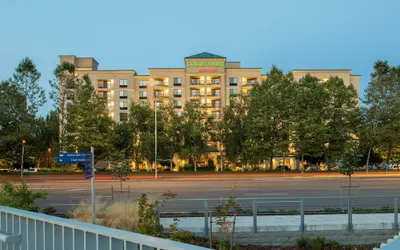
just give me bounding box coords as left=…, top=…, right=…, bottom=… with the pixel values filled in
left=47, top=147, right=51, bottom=168
left=21, top=140, right=26, bottom=179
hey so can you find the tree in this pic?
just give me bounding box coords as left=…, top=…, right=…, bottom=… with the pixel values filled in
left=221, top=93, right=248, bottom=169
left=178, top=102, right=209, bottom=171
left=323, top=77, right=359, bottom=168
left=110, top=159, right=131, bottom=191
left=10, top=57, right=46, bottom=116
left=364, top=61, right=400, bottom=164
left=359, top=107, right=379, bottom=170
left=340, top=141, right=362, bottom=196
left=245, top=66, right=295, bottom=169
left=293, top=74, right=329, bottom=169
left=0, top=81, right=28, bottom=167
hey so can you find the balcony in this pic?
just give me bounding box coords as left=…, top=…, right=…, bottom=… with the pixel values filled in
left=244, top=80, right=257, bottom=86
left=206, top=92, right=220, bottom=97
left=191, top=79, right=201, bottom=86
left=208, top=79, right=220, bottom=85
left=97, top=81, right=112, bottom=89
left=191, top=92, right=201, bottom=97
left=155, top=80, right=167, bottom=87
left=154, top=92, right=164, bottom=98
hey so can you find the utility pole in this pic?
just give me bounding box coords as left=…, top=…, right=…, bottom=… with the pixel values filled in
left=21, top=140, right=25, bottom=179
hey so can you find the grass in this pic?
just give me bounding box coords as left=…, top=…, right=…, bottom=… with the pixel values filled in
left=69, top=198, right=139, bottom=231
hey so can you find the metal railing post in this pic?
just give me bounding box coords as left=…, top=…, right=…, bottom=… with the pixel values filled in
left=252, top=200, right=257, bottom=234
left=204, top=201, right=209, bottom=235
left=300, top=199, right=305, bottom=232
left=394, top=198, right=399, bottom=230
left=348, top=197, right=353, bottom=232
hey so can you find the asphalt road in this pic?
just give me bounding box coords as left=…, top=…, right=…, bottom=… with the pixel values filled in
left=5, top=172, right=399, bottom=214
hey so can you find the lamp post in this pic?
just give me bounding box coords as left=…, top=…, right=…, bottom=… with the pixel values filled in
left=21, top=140, right=26, bottom=179
left=154, top=99, right=158, bottom=179
left=47, top=147, right=51, bottom=168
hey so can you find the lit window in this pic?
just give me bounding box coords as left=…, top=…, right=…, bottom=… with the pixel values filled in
left=119, top=79, right=128, bottom=88
left=174, top=100, right=182, bottom=108
left=119, top=101, right=128, bottom=110
left=229, top=89, right=238, bottom=95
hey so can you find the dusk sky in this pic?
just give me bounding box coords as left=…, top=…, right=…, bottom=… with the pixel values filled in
left=1, top=0, right=399, bottom=116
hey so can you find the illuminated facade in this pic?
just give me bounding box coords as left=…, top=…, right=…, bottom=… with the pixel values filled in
left=60, top=52, right=360, bottom=123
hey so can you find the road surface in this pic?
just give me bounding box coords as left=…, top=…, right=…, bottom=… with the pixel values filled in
left=3, top=172, right=399, bottom=214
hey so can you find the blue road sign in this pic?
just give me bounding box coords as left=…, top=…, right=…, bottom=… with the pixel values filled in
left=57, top=152, right=92, bottom=163
left=85, top=166, right=93, bottom=179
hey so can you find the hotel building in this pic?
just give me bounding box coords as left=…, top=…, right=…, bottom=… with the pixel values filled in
left=60, top=52, right=360, bottom=123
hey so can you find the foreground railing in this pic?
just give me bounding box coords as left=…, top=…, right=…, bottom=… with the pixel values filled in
left=0, top=206, right=210, bottom=250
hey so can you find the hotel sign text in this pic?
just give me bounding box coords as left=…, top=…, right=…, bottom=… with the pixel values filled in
left=187, top=61, right=225, bottom=67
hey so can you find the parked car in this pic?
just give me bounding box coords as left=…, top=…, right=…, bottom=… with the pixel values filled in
left=277, top=165, right=291, bottom=171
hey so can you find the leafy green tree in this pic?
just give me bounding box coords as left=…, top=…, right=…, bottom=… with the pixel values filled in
left=0, top=81, right=28, bottom=167
left=178, top=102, right=209, bottom=171
left=64, top=75, right=115, bottom=160
left=340, top=141, right=362, bottom=195
left=245, top=66, right=295, bottom=169
left=323, top=77, right=359, bottom=168
left=0, top=179, right=47, bottom=211
left=110, top=159, right=131, bottom=191
left=10, top=57, right=46, bottom=116
left=221, top=93, right=248, bottom=169
left=364, top=61, right=400, bottom=163
left=293, top=74, right=329, bottom=169
left=359, top=107, right=379, bottom=170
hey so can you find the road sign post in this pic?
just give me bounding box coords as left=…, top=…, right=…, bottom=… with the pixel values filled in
left=57, top=150, right=95, bottom=223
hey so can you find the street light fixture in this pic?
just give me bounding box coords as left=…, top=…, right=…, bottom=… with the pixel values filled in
left=21, top=140, right=26, bottom=179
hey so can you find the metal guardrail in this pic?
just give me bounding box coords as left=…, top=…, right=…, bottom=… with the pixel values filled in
left=161, top=195, right=400, bottom=234
left=0, top=206, right=211, bottom=250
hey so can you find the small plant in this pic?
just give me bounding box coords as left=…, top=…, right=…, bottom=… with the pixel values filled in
left=43, top=206, right=57, bottom=216
left=312, top=236, right=326, bottom=250
left=296, top=235, right=309, bottom=248
left=327, top=240, right=341, bottom=250
left=345, top=244, right=354, bottom=250
left=137, top=193, right=161, bottom=235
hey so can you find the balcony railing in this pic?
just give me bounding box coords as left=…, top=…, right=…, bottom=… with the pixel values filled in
left=245, top=80, right=257, bottom=86
left=191, top=80, right=201, bottom=85
left=0, top=206, right=210, bottom=250
left=207, top=79, right=220, bottom=85
left=206, top=92, right=220, bottom=97
left=97, top=81, right=111, bottom=89
left=208, top=103, right=221, bottom=108
left=155, top=81, right=167, bottom=87
left=155, top=93, right=164, bottom=98
left=191, top=93, right=201, bottom=97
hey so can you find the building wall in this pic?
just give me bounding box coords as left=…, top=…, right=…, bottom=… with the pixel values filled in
left=59, top=54, right=360, bottom=123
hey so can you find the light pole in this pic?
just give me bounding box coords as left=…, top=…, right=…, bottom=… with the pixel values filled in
left=21, top=140, right=25, bottom=179
left=47, top=147, right=51, bottom=168
left=154, top=100, right=158, bottom=179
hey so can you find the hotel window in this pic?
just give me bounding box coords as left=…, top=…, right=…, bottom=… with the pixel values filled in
left=191, top=90, right=200, bottom=97
left=174, top=100, right=182, bottom=108
left=229, top=77, right=238, bottom=86
left=119, top=79, right=128, bottom=88
left=229, top=89, right=238, bottom=96
left=173, top=77, right=182, bottom=86
left=155, top=102, right=164, bottom=109
left=173, top=89, right=182, bottom=97
left=120, top=90, right=128, bottom=99
left=139, top=101, right=147, bottom=106
left=139, top=91, right=147, bottom=99
left=120, top=101, right=128, bottom=110
left=191, top=78, right=200, bottom=85
left=191, top=100, right=200, bottom=107
left=155, top=91, right=164, bottom=98
left=120, top=113, right=128, bottom=122
left=139, top=80, right=147, bottom=88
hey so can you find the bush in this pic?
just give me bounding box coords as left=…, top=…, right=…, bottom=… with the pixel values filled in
left=296, top=235, right=309, bottom=248
left=345, top=244, right=354, bottom=250
left=183, top=164, right=194, bottom=172
left=0, top=179, right=47, bottom=211
left=312, top=236, right=326, bottom=250
left=43, top=206, right=57, bottom=216
left=327, top=240, right=341, bottom=250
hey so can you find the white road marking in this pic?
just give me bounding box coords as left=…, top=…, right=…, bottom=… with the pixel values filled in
left=244, top=193, right=288, bottom=196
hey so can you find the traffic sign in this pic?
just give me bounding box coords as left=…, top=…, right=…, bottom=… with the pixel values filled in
left=57, top=152, right=92, bottom=163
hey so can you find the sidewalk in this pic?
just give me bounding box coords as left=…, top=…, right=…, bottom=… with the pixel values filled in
left=161, top=213, right=398, bottom=232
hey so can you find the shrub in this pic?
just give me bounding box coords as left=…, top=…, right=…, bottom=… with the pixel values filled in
left=345, top=244, right=354, bottom=250
left=296, top=235, right=309, bottom=248
left=138, top=193, right=162, bottom=235
left=70, top=198, right=138, bottom=231
left=183, top=164, right=194, bottom=172
left=312, top=236, right=326, bottom=250
left=327, top=240, right=341, bottom=250
left=43, top=206, right=57, bottom=216
left=0, top=179, right=47, bottom=211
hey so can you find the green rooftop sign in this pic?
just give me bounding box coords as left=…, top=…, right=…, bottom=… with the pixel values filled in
left=187, top=61, right=225, bottom=67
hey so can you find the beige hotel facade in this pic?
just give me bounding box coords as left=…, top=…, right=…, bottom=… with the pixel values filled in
left=60, top=52, right=360, bottom=124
